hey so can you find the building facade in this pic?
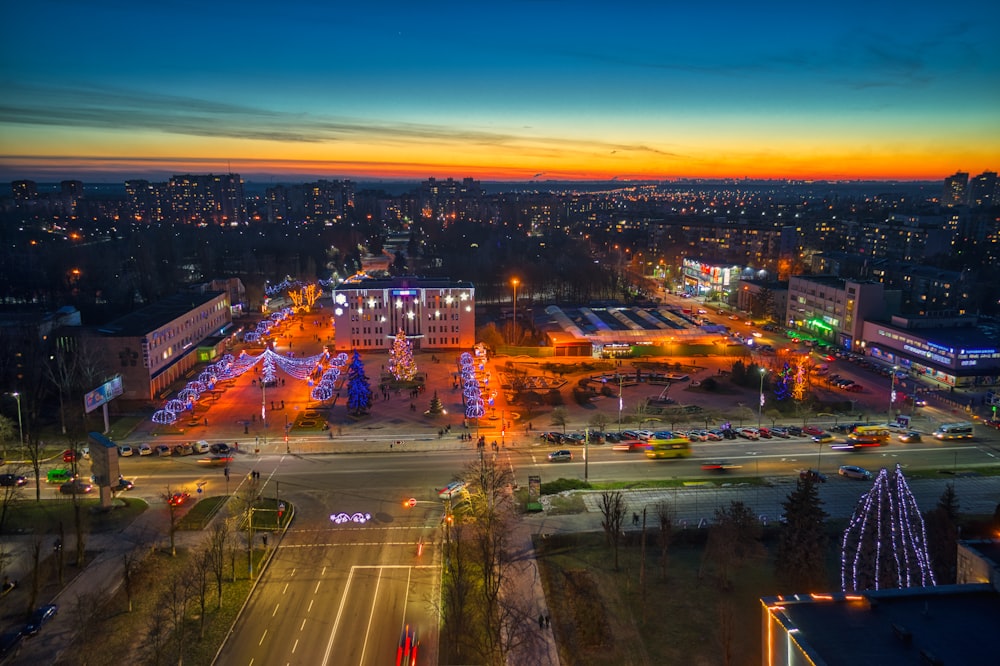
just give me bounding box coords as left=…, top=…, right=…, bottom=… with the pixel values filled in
left=330, top=277, right=475, bottom=352
left=786, top=275, right=886, bottom=350
left=92, top=291, right=233, bottom=400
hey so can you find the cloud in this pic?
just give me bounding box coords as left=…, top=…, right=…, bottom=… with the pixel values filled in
left=0, top=82, right=685, bottom=160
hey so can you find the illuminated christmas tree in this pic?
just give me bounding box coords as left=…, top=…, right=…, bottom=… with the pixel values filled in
left=346, top=350, right=373, bottom=416
left=773, top=362, right=793, bottom=401
left=426, top=390, right=445, bottom=416
left=288, top=283, right=322, bottom=312
left=793, top=361, right=808, bottom=401
left=388, top=329, right=417, bottom=381
left=841, top=464, right=936, bottom=592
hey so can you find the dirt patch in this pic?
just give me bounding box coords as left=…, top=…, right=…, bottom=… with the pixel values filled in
left=562, top=569, right=612, bottom=649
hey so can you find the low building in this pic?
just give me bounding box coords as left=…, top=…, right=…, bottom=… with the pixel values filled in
left=786, top=275, right=887, bottom=350
left=330, top=276, right=475, bottom=352
left=761, top=584, right=1000, bottom=666
left=90, top=291, right=233, bottom=400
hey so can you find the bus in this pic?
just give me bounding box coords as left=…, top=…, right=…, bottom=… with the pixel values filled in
left=933, top=422, right=974, bottom=440
left=848, top=425, right=890, bottom=446
left=645, top=437, right=693, bottom=459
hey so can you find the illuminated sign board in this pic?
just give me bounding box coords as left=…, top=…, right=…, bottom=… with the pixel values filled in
left=391, top=289, right=416, bottom=296
left=84, top=375, right=124, bottom=414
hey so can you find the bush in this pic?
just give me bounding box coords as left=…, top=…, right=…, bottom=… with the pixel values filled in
left=541, top=478, right=593, bottom=495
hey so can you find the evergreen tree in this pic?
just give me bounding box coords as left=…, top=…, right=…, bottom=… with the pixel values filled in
left=388, top=329, right=418, bottom=381
left=346, top=350, right=373, bottom=416
left=925, top=482, right=960, bottom=584
left=427, top=390, right=444, bottom=415
left=776, top=476, right=829, bottom=592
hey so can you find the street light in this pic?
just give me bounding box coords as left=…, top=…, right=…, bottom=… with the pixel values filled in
left=889, top=365, right=899, bottom=422
left=757, top=367, right=767, bottom=429
left=11, top=392, right=23, bottom=455
left=511, top=277, right=519, bottom=344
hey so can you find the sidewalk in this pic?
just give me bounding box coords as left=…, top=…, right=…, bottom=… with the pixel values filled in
left=505, top=519, right=560, bottom=666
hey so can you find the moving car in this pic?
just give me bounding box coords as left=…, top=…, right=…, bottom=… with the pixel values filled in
left=612, top=440, right=648, bottom=452
left=899, top=431, right=922, bottom=443
left=198, top=455, right=233, bottom=466
left=547, top=449, right=573, bottom=462
left=60, top=479, right=93, bottom=494
left=112, top=477, right=135, bottom=492
left=0, top=474, right=28, bottom=487
left=168, top=491, right=191, bottom=507
left=799, top=469, right=827, bottom=483
left=701, top=460, right=741, bottom=472
left=23, top=604, right=58, bottom=636
left=812, top=433, right=835, bottom=444
left=838, top=465, right=872, bottom=480
left=396, top=624, right=419, bottom=666
left=61, top=449, right=78, bottom=463
left=46, top=469, right=74, bottom=484
left=437, top=481, right=467, bottom=499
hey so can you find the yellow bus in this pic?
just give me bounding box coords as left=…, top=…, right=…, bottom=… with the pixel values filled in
left=645, top=437, right=693, bottom=459
left=848, top=425, right=890, bottom=446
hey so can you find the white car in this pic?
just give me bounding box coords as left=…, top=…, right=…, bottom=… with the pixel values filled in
left=192, top=440, right=210, bottom=454
left=117, top=445, right=133, bottom=457
left=138, top=443, right=153, bottom=456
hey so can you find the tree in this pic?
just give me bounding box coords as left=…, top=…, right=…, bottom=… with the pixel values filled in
left=0, top=464, right=25, bottom=535
left=776, top=476, right=829, bottom=592
left=388, top=329, right=417, bottom=381
left=346, top=350, right=373, bottom=416
left=701, top=500, right=763, bottom=589
left=588, top=412, right=610, bottom=434
left=475, top=322, right=504, bottom=352
left=656, top=500, right=674, bottom=581
left=599, top=490, right=628, bottom=570
left=549, top=407, right=567, bottom=433
left=426, top=390, right=445, bottom=416
left=162, top=485, right=182, bottom=557
left=205, top=518, right=233, bottom=608
left=925, top=483, right=960, bottom=584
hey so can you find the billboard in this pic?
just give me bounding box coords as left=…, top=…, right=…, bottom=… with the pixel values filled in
left=84, top=375, right=124, bottom=413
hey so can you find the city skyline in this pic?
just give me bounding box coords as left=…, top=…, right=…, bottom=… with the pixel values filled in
left=2, top=1, right=999, bottom=183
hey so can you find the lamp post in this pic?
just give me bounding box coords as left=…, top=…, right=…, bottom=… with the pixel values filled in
left=12, top=391, right=23, bottom=454
left=511, top=277, right=519, bottom=344
left=757, top=367, right=767, bottom=429
left=889, top=365, right=899, bottom=422
left=618, top=375, right=624, bottom=432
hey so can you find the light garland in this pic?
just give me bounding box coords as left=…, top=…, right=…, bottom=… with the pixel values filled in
left=840, top=464, right=936, bottom=592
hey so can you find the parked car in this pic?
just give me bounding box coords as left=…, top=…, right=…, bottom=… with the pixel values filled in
left=769, top=427, right=789, bottom=438
left=704, top=430, right=724, bottom=441
left=0, top=474, right=28, bottom=487
left=539, top=432, right=561, bottom=443
left=839, top=465, right=872, bottom=480
left=117, top=445, right=133, bottom=457
left=138, top=443, right=153, bottom=456
left=0, top=630, right=23, bottom=659
left=174, top=443, right=194, bottom=456
left=757, top=427, right=772, bottom=439
left=785, top=425, right=803, bottom=436
left=802, top=425, right=824, bottom=436
left=23, top=604, right=58, bottom=636
left=547, top=449, right=573, bottom=462
left=60, top=479, right=93, bottom=494
left=155, top=444, right=173, bottom=456
left=846, top=383, right=864, bottom=393
left=899, top=431, right=922, bottom=443
left=209, top=442, right=231, bottom=454
left=192, top=440, right=210, bottom=454
left=799, top=469, right=827, bottom=483
left=737, top=428, right=760, bottom=440
left=61, top=449, right=79, bottom=463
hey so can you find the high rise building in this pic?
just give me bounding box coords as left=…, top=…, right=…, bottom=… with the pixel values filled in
left=942, top=171, right=969, bottom=207
left=169, top=173, right=246, bottom=225
left=969, top=171, right=997, bottom=208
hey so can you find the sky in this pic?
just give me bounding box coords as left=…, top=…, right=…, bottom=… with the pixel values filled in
left=1, top=0, right=999, bottom=183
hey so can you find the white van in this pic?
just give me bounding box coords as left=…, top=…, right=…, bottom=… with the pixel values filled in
left=192, top=440, right=210, bottom=454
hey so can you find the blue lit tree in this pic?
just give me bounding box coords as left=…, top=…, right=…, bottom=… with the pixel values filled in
left=773, top=362, right=793, bottom=402
left=346, top=350, right=373, bottom=416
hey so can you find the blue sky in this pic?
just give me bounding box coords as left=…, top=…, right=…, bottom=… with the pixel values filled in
left=2, top=0, right=998, bottom=181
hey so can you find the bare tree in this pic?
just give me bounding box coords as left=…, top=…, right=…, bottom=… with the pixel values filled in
left=161, top=486, right=182, bottom=557
left=599, top=490, right=628, bottom=570
left=205, top=518, right=233, bottom=607
left=195, top=547, right=212, bottom=638
left=700, top=500, right=763, bottom=589
left=0, top=464, right=26, bottom=534
left=656, top=500, right=675, bottom=581
left=549, top=407, right=568, bottom=433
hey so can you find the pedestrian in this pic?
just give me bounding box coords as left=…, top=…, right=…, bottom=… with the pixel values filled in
left=633, top=512, right=639, bottom=527
left=545, top=613, right=551, bottom=628
left=538, top=614, right=544, bottom=629
left=234, top=442, right=238, bottom=451
left=281, top=400, right=284, bottom=409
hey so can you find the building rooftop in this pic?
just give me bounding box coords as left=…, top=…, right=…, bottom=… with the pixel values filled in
left=97, top=291, right=225, bottom=337
left=763, top=584, right=1000, bottom=666
left=334, top=275, right=473, bottom=290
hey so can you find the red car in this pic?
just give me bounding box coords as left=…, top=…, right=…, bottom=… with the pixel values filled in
left=983, top=419, right=1000, bottom=430
left=62, top=449, right=78, bottom=463
left=168, top=492, right=191, bottom=507
left=396, top=624, right=419, bottom=666
left=802, top=425, right=824, bottom=437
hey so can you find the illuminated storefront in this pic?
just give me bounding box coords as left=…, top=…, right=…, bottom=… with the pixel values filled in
left=681, top=258, right=740, bottom=302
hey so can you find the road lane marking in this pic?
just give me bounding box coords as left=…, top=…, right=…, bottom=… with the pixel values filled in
left=292, top=639, right=298, bottom=654
left=358, top=567, right=385, bottom=665
left=272, top=603, right=280, bottom=617
left=307, top=599, right=314, bottom=613
left=323, top=567, right=355, bottom=666
left=300, top=618, right=307, bottom=631
left=258, top=629, right=267, bottom=646
left=282, top=583, right=289, bottom=594
left=314, top=579, right=322, bottom=593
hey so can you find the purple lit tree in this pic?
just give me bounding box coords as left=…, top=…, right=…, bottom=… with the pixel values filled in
left=841, top=464, right=936, bottom=592
left=346, top=350, right=373, bottom=416
left=773, top=362, right=793, bottom=402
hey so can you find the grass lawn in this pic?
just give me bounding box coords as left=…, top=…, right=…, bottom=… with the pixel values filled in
left=535, top=530, right=790, bottom=666
left=2, top=496, right=147, bottom=534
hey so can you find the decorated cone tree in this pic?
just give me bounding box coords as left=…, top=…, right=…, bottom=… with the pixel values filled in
left=346, top=350, right=373, bottom=416
left=388, top=328, right=418, bottom=381
left=426, top=390, right=444, bottom=416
